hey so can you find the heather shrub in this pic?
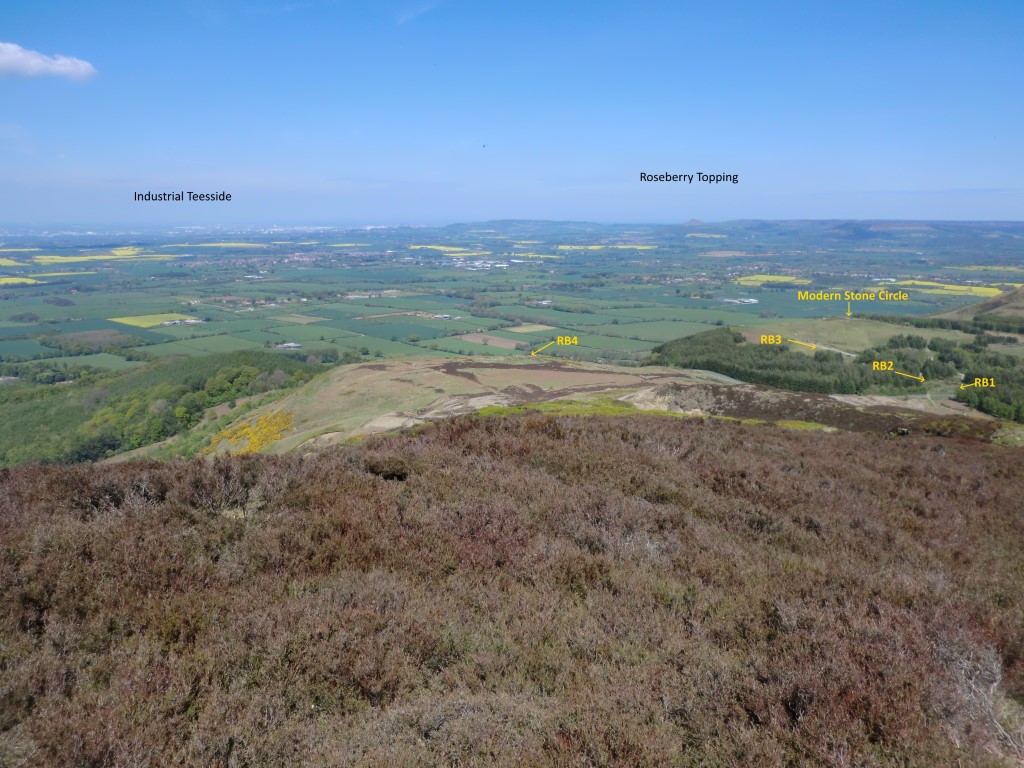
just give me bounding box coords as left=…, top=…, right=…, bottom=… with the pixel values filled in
left=1, top=414, right=1022, bottom=766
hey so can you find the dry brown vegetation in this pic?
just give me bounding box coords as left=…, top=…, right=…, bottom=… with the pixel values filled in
left=2, top=415, right=1023, bottom=766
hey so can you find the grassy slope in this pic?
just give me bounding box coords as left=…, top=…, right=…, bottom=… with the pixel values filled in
left=765, top=317, right=974, bottom=353
left=172, top=357, right=711, bottom=456
left=1, top=415, right=1022, bottom=766
left=941, top=286, right=1024, bottom=320
left=269, top=358, right=482, bottom=450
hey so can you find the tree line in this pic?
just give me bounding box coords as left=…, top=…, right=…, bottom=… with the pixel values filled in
left=647, top=328, right=1024, bottom=422
left=646, top=328, right=930, bottom=395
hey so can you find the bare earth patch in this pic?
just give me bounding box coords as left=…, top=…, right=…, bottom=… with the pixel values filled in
left=452, top=333, right=522, bottom=349
left=355, top=414, right=426, bottom=435
left=275, top=314, right=329, bottom=324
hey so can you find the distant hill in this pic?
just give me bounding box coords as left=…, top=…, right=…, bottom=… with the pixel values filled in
left=950, top=286, right=1024, bottom=319
left=2, top=415, right=1022, bottom=766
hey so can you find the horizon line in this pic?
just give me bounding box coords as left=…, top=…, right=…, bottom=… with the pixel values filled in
left=2, top=216, right=1024, bottom=233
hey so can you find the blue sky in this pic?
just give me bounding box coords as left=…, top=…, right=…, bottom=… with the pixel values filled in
left=1, top=0, right=1022, bottom=226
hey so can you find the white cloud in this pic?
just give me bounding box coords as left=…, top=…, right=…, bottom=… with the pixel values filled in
left=0, top=42, right=96, bottom=81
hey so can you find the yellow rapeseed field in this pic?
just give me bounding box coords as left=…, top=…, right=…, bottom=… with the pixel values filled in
left=196, top=242, right=266, bottom=247
left=892, top=280, right=1003, bottom=297
left=29, top=271, right=97, bottom=277
left=31, top=247, right=152, bottom=265
left=109, top=313, right=194, bottom=327
left=735, top=275, right=812, bottom=286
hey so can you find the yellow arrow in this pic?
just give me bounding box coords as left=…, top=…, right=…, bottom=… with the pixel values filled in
left=893, top=370, right=925, bottom=382
left=959, top=381, right=979, bottom=390
left=531, top=340, right=555, bottom=357
left=787, top=338, right=817, bottom=350
left=846, top=300, right=852, bottom=317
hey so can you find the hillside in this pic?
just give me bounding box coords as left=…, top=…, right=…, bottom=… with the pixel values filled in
left=2, top=414, right=1023, bottom=766
left=6, top=220, right=1024, bottom=465
left=950, top=287, right=1024, bottom=320
left=954, top=286, right=1024, bottom=319
left=118, top=353, right=1013, bottom=462
left=120, top=357, right=738, bottom=459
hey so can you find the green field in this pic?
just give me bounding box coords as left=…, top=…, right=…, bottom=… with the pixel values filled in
left=142, top=341, right=209, bottom=357
left=0, top=339, right=52, bottom=356
left=596, top=320, right=721, bottom=342
left=38, top=353, right=144, bottom=370
left=146, top=336, right=263, bottom=355
left=3, top=220, right=1023, bottom=464
left=768, top=317, right=976, bottom=352
left=576, top=334, right=655, bottom=351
